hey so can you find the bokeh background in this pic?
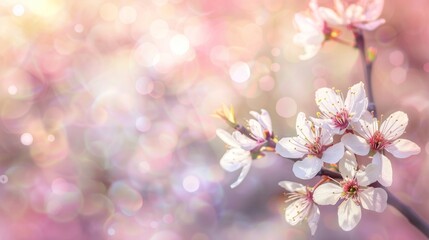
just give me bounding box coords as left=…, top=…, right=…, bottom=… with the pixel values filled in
left=1, top=0, right=429, bottom=239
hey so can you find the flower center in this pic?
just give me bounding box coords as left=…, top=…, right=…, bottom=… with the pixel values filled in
left=369, top=131, right=388, bottom=151
left=305, top=138, right=325, bottom=158
left=342, top=179, right=359, bottom=198
left=332, top=110, right=349, bottom=130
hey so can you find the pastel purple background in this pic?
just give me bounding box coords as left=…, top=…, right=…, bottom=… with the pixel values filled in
left=0, top=0, right=428, bottom=239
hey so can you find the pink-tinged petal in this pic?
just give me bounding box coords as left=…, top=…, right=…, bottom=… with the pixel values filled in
left=276, top=137, right=307, bottom=158
left=216, top=129, right=240, bottom=148
left=318, top=7, right=343, bottom=25
left=308, top=205, right=320, bottom=236
left=360, top=187, right=388, bottom=213
left=365, top=0, right=384, bottom=21
left=338, top=199, right=362, bottom=231
left=356, top=163, right=380, bottom=186
left=232, top=131, right=258, bottom=150
left=372, top=152, right=393, bottom=187
left=339, top=150, right=357, bottom=179
left=379, top=111, right=408, bottom=140
left=355, top=19, right=385, bottom=31
left=220, top=148, right=251, bottom=172
left=248, top=119, right=264, bottom=140
left=385, top=139, right=421, bottom=158
left=321, top=142, right=344, bottom=164
left=230, top=162, right=252, bottom=188
left=278, top=181, right=306, bottom=193
left=341, top=133, right=370, bottom=156
left=296, top=112, right=315, bottom=142
left=313, top=182, right=342, bottom=205
left=292, top=157, right=323, bottom=179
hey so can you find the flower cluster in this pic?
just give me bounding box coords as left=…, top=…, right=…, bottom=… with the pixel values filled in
left=215, top=0, right=424, bottom=236
left=294, top=0, right=385, bottom=59
left=216, top=82, right=420, bottom=234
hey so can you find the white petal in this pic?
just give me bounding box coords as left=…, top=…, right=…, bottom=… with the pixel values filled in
left=216, top=129, right=240, bottom=148
left=341, top=133, right=370, bottom=156
left=297, top=44, right=322, bottom=60
left=232, top=131, right=258, bottom=150
left=334, top=0, right=344, bottom=13
left=292, top=157, right=323, bottom=179
left=285, top=198, right=309, bottom=225
left=260, top=109, right=272, bottom=134
left=230, top=162, right=252, bottom=188
left=313, top=182, right=342, bottom=205
left=278, top=181, right=306, bottom=193
left=360, top=187, right=388, bottom=213
left=308, top=205, right=320, bottom=236
left=315, top=87, right=343, bottom=116
left=356, top=163, right=380, bottom=186
left=345, top=4, right=365, bottom=23
left=338, top=199, right=362, bottom=231
left=276, top=137, right=307, bottom=158
left=318, top=7, right=343, bottom=25
left=321, top=142, right=344, bottom=164
left=248, top=119, right=264, bottom=140
left=372, top=152, right=393, bottom=187
left=296, top=112, right=315, bottom=143
left=365, top=0, right=384, bottom=21
left=351, top=111, right=378, bottom=139
left=344, top=82, right=366, bottom=112
left=220, top=148, right=251, bottom=172
left=339, top=150, right=357, bottom=179
left=355, top=19, right=386, bottom=31
left=350, top=98, right=368, bottom=122
left=379, top=111, right=408, bottom=140
left=385, top=139, right=421, bottom=158
left=249, top=109, right=273, bottom=134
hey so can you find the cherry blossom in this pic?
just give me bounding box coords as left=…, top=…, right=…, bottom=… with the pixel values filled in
left=313, top=151, right=387, bottom=231
left=318, top=0, right=385, bottom=31
left=216, top=110, right=273, bottom=188
left=341, top=111, right=421, bottom=186
left=279, top=181, right=320, bottom=235
left=293, top=0, right=330, bottom=60
left=313, top=82, right=368, bottom=135
left=276, top=112, right=344, bottom=179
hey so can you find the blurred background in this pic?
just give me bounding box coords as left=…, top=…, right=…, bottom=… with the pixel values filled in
left=0, top=0, right=429, bottom=239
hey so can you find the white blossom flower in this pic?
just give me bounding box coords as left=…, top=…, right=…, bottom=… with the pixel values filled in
left=293, top=0, right=328, bottom=60
left=216, top=110, right=273, bottom=188
left=318, top=0, right=385, bottom=31
left=216, top=129, right=253, bottom=188
left=313, top=151, right=387, bottom=231
left=276, top=112, right=345, bottom=179
left=341, top=111, right=421, bottom=186
left=313, top=82, right=368, bottom=135
left=279, top=181, right=320, bottom=235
